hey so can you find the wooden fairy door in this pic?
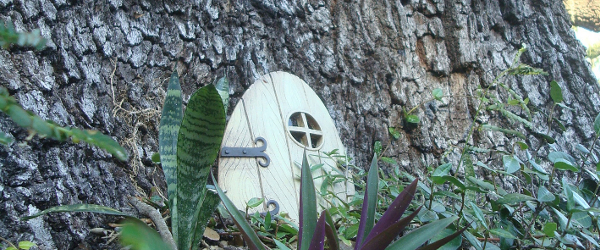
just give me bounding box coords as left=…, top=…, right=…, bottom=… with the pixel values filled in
left=218, top=71, right=354, bottom=223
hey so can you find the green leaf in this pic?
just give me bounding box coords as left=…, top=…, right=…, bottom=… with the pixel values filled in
left=355, top=154, right=380, bottom=248
left=323, top=210, right=339, bottom=250
left=496, top=193, right=534, bottom=205
left=381, top=157, right=397, bottom=165
left=432, top=88, right=443, bottom=101
left=549, top=80, right=563, bottom=103
left=466, top=176, right=494, bottom=192
left=386, top=216, right=458, bottom=250
left=273, top=239, right=292, bottom=250
left=405, top=114, right=420, bottom=124
left=490, top=228, right=517, bottom=239
left=432, top=163, right=452, bottom=177
left=158, top=70, right=183, bottom=240
left=151, top=152, right=161, bottom=163
left=470, top=201, right=488, bottom=230
left=554, top=158, right=579, bottom=172
left=176, top=84, right=225, bottom=250
left=503, top=155, right=521, bottom=174
left=542, top=222, right=557, bottom=237
left=516, top=141, right=528, bottom=150
left=431, top=176, right=465, bottom=190
left=17, top=241, right=36, bottom=250
left=192, top=190, right=221, bottom=248
left=572, top=191, right=590, bottom=209
left=120, top=219, right=173, bottom=250
left=0, top=131, right=13, bottom=145
left=594, top=113, right=600, bottom=135
left=20, top=204, right=130, bottom=221
left=246, top=197, right=265, bottom=209
left=299, top=151, right=318, bottom=250
left=388, top=127, right=401, bottom=140
left=212, top=174, right=266, bottom=250
left=537, top=186, right=555, bottom=203
left=374, top=141, right=382, bottom=155
left=213, top=76, right=230, bottom=112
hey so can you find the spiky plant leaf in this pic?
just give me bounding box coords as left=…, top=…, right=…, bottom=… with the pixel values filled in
left=159, top=70, right=183, bottom=240
left=21, top=204, right=129, bottom=221
left=324, top=210, right=340, bottom=250
left=355, top=154, right=379, bottom=249
left=176, top=84, right=225, bottom=250
left=308, top=211, right=327, bottom=250
left=386, top=216, right=458, bottom=250
left=299, top=151, right=318, bottom=250
left=360, top=207, right=421, bottom=249
left=363, top=179, right=418, bottom=245
left=212, top=174, right=267, bottom=250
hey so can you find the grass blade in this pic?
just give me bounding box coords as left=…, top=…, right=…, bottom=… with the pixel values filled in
left=176, top=84, right=225, bottom=250
left=299, top=151, right=318, bottom=250
left=212, top=174, right=267, bottom=250
left=21, top=204, right=129, bottom=221
left=159, top=70, right=183, bottom=240
left=355, top=154, right=379, bottom=249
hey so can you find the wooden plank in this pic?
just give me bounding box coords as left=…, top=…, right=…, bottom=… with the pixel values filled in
left=244, top=75, right=299, bottom=222
left=218, top=99, right=263, bottom=214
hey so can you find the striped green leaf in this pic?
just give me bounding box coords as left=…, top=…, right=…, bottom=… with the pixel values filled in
left=159, top=70, right=183, bottom=240
left=20, top=204, right=130, bottom=221
left=176, top=84, right=225, bottom=250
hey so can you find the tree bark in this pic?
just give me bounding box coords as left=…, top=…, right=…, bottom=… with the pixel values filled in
left=0, top=0, right=598, bottom=249
left=564, top=0, right=600, bottom=32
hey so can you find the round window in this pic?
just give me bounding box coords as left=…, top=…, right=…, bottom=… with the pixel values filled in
left=287, top=112, right=323, bottom=149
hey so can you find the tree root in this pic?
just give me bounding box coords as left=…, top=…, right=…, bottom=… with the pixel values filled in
left=129, top=197, right=177, bottom=250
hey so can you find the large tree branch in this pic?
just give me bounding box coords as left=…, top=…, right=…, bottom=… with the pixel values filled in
left=564, top=0, right=600, bottom=32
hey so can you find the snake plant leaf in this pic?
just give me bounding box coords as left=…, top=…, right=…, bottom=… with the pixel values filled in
left=212, top=174, right=267, bottom=250
left=120, top=218, right=173, bottom=250
left=386, top=216, right=458, bottom=250
left=191, top=190, right=221, bottom=249
left=158, top=70, right=183, bottom=239
left=213, top=76, right=230, bottom=113
left=176, top=84, right=225, bottom=250
left=355, top=154, right=379, bottom=249
left=299, top=151, right=318, bottom=250
left=308, top=211, right=327, bottom=250
left=20, top=204, right=130, bottom=221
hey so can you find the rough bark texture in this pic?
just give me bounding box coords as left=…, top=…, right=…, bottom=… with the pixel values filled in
left=0, top=0, right=599, bottom=249
left=564, top=0, right=600, bottom=32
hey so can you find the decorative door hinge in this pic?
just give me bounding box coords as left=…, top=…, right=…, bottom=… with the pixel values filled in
left=221, top=137, right=270, bottom=167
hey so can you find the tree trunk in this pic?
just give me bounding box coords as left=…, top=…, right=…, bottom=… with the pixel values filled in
left=0, top=0, right=598, bottom=249
left=564, top=0, right=600, bottom=32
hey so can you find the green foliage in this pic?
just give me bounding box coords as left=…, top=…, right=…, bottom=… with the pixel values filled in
left=381, top=45, right=600, bottom=249
left=217, top=152, right=464, bottom=250
left=18, top=71, right=229, bottom=250
left=0, top=236, right=36, bottom=250
left=0, top=22, right=46, bottom=50
left=120, top=219, right=173, bottom=250
left=403, top=88, right=444, bottom=125
left=0, top=29, right=127, bottom=160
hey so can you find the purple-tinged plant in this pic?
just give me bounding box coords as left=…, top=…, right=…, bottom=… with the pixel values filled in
left=215, top=152, right=467, bottom=250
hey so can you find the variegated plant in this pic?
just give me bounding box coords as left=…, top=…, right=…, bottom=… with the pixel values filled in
left=22, top=70, right=229, bottom=250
